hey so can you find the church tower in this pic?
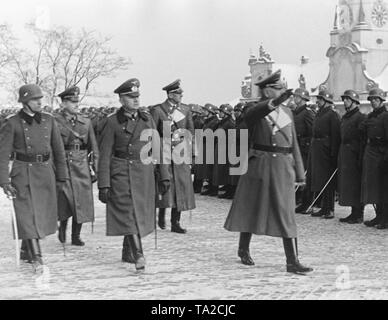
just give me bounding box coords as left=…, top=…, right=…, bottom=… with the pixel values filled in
left=324, top=0, right=388, bottom=100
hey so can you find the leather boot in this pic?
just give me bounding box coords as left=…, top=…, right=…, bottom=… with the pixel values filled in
left=158, top=208, right=166, bottom=230
left=58, top=219, right=68, bottom=243
left=193, top=179, right=203, bottom=193
left=238, top=232, right=254, bottom=266
left=26, top=239, right=44, bottom=272
left=127, top=234, right=145, bottom=271
left=218, top=185, right=234, bottom=199
left=122, top=236, right=135, bottom=264
left=20, top=240, right=32, bottom=263
left=71, top=219, right=85, bottom=246
left=171, top=209, right=187, bottom=234
left=282, top=238, right=313, bottom=274
left=347, top=206, right=364, bottom=224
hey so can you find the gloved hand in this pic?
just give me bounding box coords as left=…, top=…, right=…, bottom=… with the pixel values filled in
left=99, top=188, right=111, bottom=204
left=272, top=89, right=294, bottom=107
left=1, top=183, right=17, bottom=199
left=158, top=180, right=170, bottom=196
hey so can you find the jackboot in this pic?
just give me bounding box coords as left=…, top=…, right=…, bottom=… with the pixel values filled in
left=238, top=232, right=254, bottom=266
left=127, top=234, right=145, bottom=271
left=71, top=220, right=85, bottom=246
left=122, top=236, right=135, bottom=263
left=158, top=208, right=166, bottom=230
left=58, top=219, right=68, bottom=243
left=171, top=209, right=187, bottom=234
left=193, top=179, right=203, bottom=193
left=347, top=206, right=364, bottom=224
left=20, top=240, right=32, bottom=263
left=26, top=239, right=44, bottom=273
left=282, top=238, right=313, bottom=275
left=218, top=185, right=234, bottom=199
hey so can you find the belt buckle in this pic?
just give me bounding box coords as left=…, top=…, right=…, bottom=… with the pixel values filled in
left=74, top=144, right=80, bottom=151
left=36, top=154, right=43, bottom=163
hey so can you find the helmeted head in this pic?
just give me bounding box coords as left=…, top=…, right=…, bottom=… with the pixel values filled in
left=294, top=88, right=310, bottom=103
left=367, top=88, right=386, bottom=102
left=341, top=89, right=360, bottom=104
left=316, top=89, right=334, bottom=105
left=18, top=84, right=43, bottom=104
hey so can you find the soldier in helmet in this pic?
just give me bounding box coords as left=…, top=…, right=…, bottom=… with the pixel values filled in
left=337, top=90, right=366, bottom=224
left=150, top=80, right=195, bottom=234
left=55, top=86, right=99, bottom=246
left=224, top=70, right=313, bottom=275
left=293, top=88, right=315, bottom=214
left=0, top=84, right=68, bottom=272
left=309, top=90, right=341, bottom=219
left=360, top=88, right=388, bottom=229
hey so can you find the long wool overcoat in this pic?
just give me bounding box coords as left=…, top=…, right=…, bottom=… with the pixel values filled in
left=150, top=101, right=195, bottom=212
left=98, top=107, right=169, bottom=237
left=224, top=100, right=304, bottom=238
left=54, top=111, right=99, bottom=223
left=0, top=111, right=68, bottom=239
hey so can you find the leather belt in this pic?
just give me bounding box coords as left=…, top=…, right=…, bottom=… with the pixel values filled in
left=252, top=144, right=292, bottom=154
left=114, top=151, right=138, bottom=160
left=64, top=144, right=86, bottom=151
left=12, top=152, right=50, bottom=163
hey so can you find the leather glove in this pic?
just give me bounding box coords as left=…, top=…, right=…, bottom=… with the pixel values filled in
left=158, top=180, right=170, bottom=196
left=272, top=89, right=294, bottom=107
left=1, top=183, right=17, bottom=199
left=99, top=188, right=111, bottom=204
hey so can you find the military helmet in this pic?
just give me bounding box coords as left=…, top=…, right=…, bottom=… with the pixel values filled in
left=18, top=84, right=43, bottom=103
left=367, top=88, right=386, bottom=102
left=316, top=89, right=334, bottom=104
left=234, top=102, right=245, bottom=112
left=294, top=88, right=310, bottom=101
left=341, top=90, right=360, bottom=104
left=220, top=104, right=234, bottom=116
left=203, top=103, right=217, bottom=115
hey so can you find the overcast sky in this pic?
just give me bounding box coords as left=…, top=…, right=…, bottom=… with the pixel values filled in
left=0, top=0, right=338, bottom=106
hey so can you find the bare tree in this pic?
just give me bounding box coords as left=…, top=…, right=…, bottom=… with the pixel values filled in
left=0, top=23, right=131, bottom=105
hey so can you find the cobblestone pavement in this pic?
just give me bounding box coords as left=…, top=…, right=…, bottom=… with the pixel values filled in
left=0, top=188, right=387, bottom=300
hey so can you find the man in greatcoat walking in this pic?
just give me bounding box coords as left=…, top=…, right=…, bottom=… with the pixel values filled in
left=360, top=88, right=388, bottom=229
left=55, top=86, right=99, bottom=246
left=224, top=70, right=313, bottom=275
left=0, top=84, right=68, bottom=271
left=150, top=80, right=195, bottom=234
left=98, top=78, right=170, bottom=271
left=309, top=90, right=341, bottom=219
left=337, top=90, right=366, bottom=224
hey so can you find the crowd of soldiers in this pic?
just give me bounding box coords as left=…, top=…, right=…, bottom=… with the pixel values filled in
left=0, top=71, right=387, bottom=277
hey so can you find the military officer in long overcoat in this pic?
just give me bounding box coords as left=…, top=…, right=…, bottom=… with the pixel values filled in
left=309, top=90, right=341, bottom=219
left=55, top=86, right=99, bottom=246
left=360, top=88, right=388, bottom=229
left=98, top=78, right=170, bottom=271
left=293, top=88, right=315, bottom=214
left=224, top=70, right=313, bottom=275
left=0, top=84, right=68, bottom=271
left=337, top=90, right=366, bottom=224
left=150, top=80, right=195, bottom=234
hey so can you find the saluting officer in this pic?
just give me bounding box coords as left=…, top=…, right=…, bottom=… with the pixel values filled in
left=150, top=80, right=195, bottom=234
left=98, top=78, right=170, bottom=271
left=337, top=90, right=366, bottom=224
left=0, top=84, right=68, bottom=271
left=55, top=87, right=99, bottom=246
left=360, top=88, right=388, bottom=229
left=309, top=90, right=341, bottom=219
left=224, top=70, right=313, bottom=275
left=293, top=88, right=315, bottom=214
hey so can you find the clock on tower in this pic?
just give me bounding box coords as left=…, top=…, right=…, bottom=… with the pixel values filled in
left=371, top=0, right=388, bottom=28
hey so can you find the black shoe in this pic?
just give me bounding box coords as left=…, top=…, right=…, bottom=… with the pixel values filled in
left=295, top=205, right=309, bottom=214
left=322, top=211, right=334, bottom=219
left=218, top=191, right=233, bottom=199
left=127, top=234, right=145, bottom=271
left=347, top=217, right=363, bottom=224
left=171, top=223, right=187, bottom=234
left=71, top=237, right=85, bottom=246
left=311, top=209, right=325, bottom=217
left=238, top=249, right=255, bottom=266
left=286, top=260, right=313, bottom=274
left=339, top=214, right=353, bottom=223
left=375, top=222, right=388, bottom=229
left=364, top=217, right=380, bottom=227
